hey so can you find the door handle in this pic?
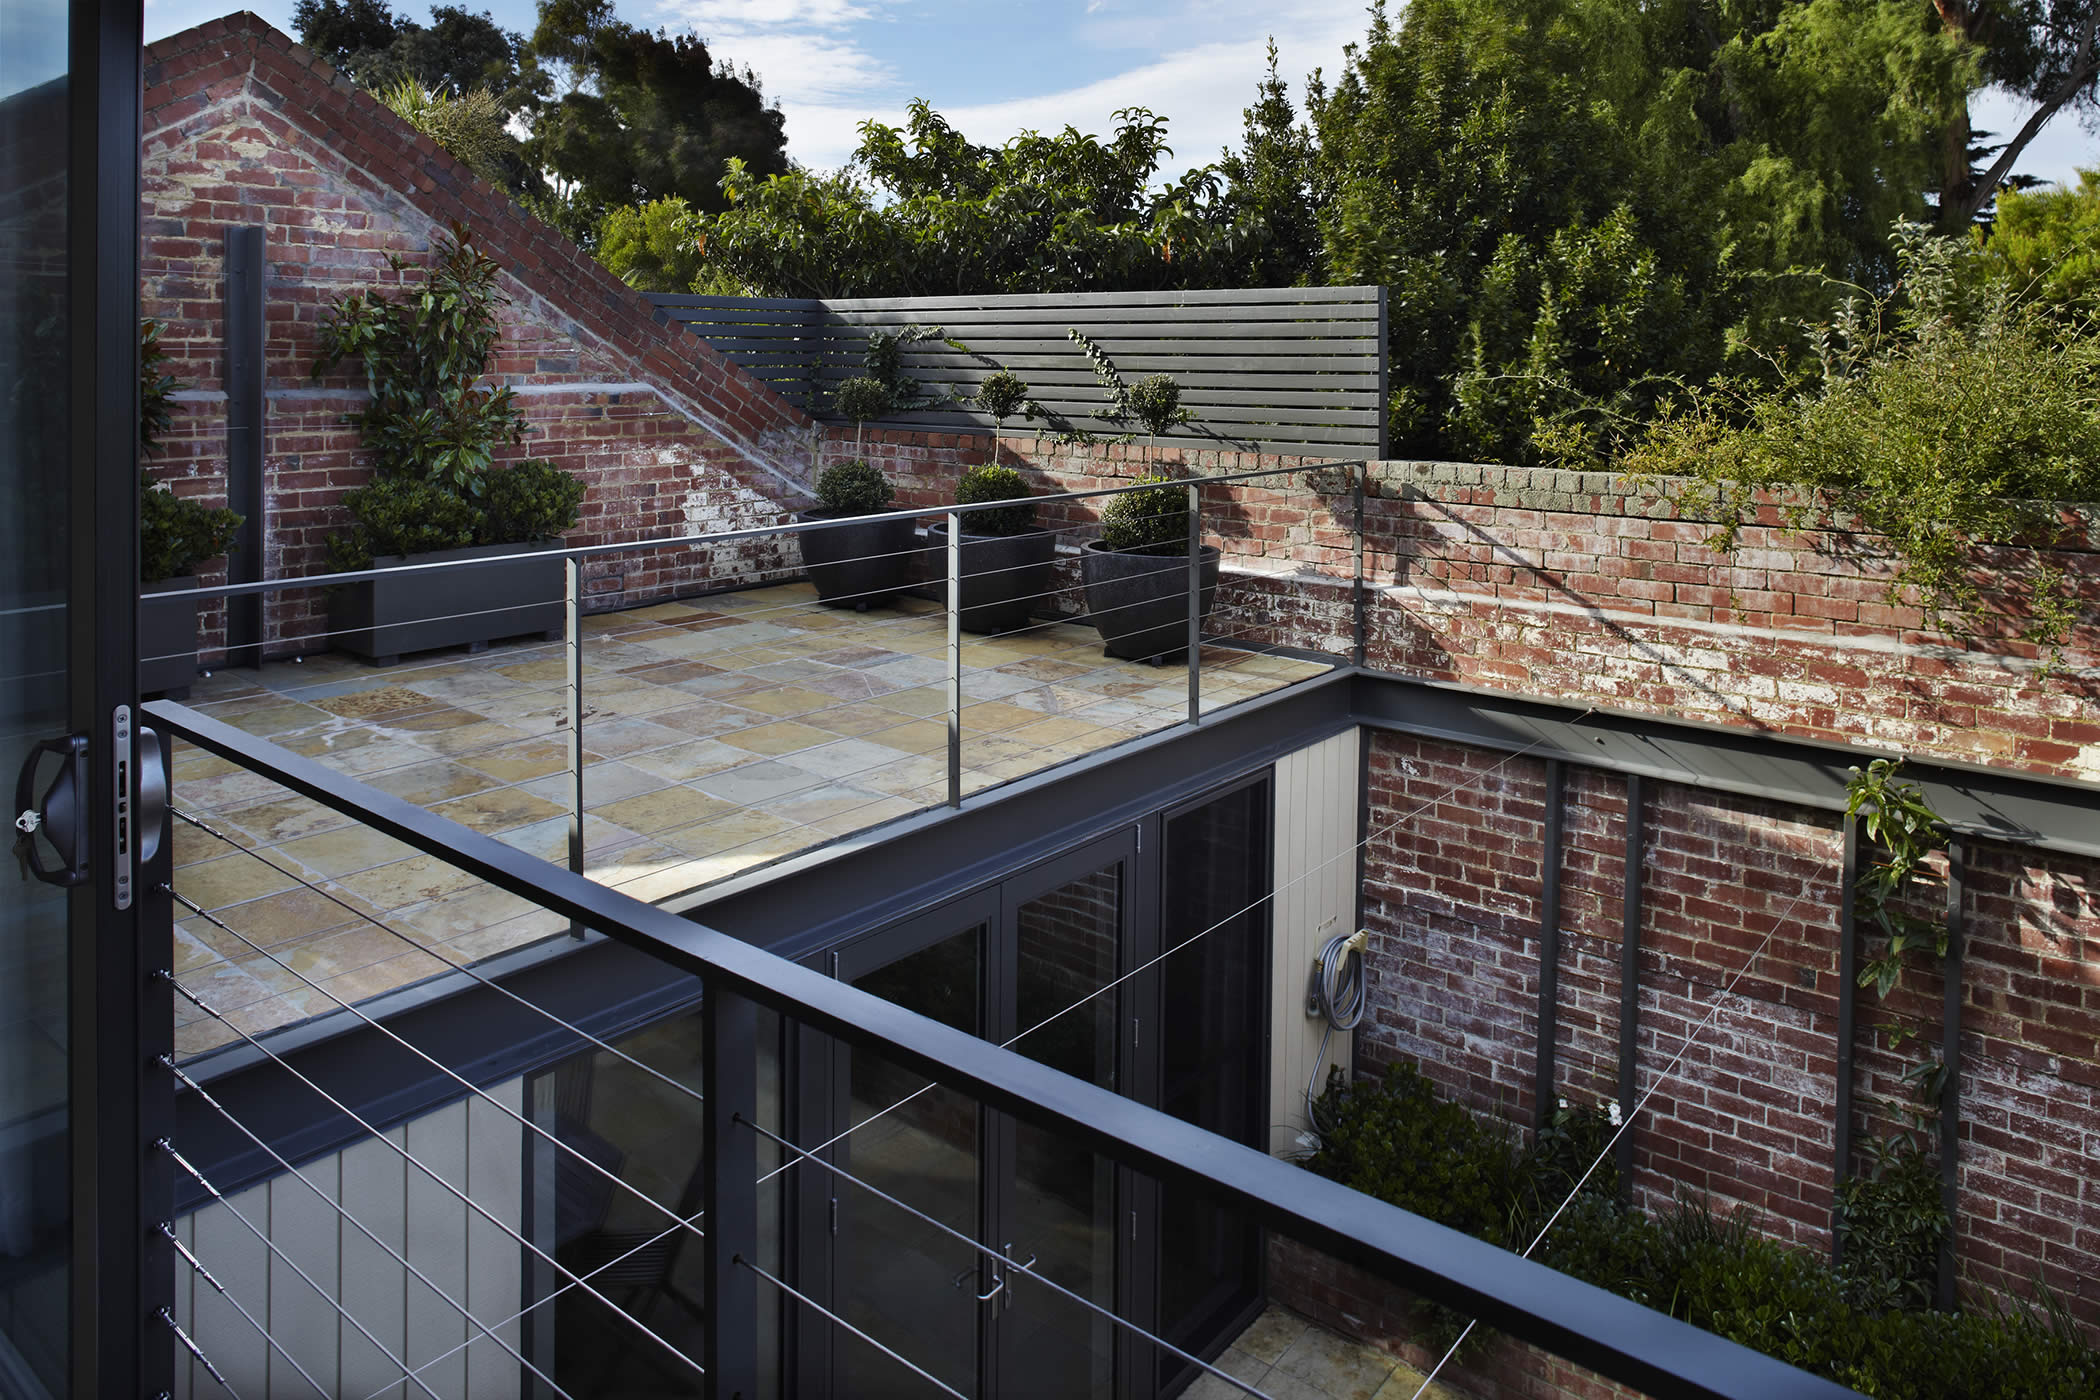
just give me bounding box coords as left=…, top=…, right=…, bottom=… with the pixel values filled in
left=135, top=726, right=167, bottom=867
left=974, top=1273, right=1005, bottom=1303
left=14, top=733, right=89, bottom=887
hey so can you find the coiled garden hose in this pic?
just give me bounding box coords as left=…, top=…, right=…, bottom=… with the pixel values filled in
left=1304, top=928, right=1369, bottom=1136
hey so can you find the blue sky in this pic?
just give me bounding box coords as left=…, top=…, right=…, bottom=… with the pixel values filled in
left=133, top=0, right=2094, bottom=188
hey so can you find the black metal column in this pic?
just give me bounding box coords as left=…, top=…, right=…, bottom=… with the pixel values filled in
left=705, top=985, right=760, bottom=1398
left=1533, top=759, right=1565, bottom=1131
left=1614, top=774, right=1643, bottom=1196
left=1936, top=837, right=1966, bottom=1310
left=69, top=0, right=165, bottom=1389
left=223, top=225, right=266, bottom=667
left=1831, top=818, right=1860, bottom=1265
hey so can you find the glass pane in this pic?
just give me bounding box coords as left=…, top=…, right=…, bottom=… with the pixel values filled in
left=0, top=9, right=71, bottom=1391
left=1159, top=787, right=1268, bottom=1378
left=1004, top=866, right=1121, bottom=1399
left=841, top=928, right=983, bottom=1397
left=535, top=1010, right=711, bottom=1397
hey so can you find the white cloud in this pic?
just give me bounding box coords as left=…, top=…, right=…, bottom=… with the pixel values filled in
left=780, top=0, right=1365, bottom=177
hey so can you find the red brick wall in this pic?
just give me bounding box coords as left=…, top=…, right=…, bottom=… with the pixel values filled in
left=139, top=14, right=816, bottom=659
left=1300, top=726, right=2100, bottom=1376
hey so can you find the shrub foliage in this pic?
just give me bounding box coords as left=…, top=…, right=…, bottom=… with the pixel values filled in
left=954, top=465, right=1037, bottom=537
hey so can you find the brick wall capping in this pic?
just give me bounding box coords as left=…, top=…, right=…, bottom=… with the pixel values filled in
left=1351, top=668, right=2100, bottom=861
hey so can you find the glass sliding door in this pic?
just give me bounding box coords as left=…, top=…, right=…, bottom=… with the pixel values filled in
left=1155, top=778, right=1271, bottom=1390
left=0, top=12, right=76, bottom=1386
left=995, top=857, right=1125, bottom=1399
left=834, top=916, right=991, bottom=1397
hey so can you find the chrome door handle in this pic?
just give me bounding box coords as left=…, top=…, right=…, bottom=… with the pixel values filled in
left=975, top=1274, right=1005, bottom=1303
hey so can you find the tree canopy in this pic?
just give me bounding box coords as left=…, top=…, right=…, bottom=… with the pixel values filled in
left=293, top=0, right=787, bottom=245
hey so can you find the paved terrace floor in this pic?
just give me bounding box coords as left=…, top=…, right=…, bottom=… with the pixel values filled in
left=167, top=582, right=1331, bottom=1058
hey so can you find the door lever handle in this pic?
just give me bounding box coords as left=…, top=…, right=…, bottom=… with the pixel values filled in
left=14, top=734, right=89, bottom=887
left=974, top=1274, right=1005, bottom=1303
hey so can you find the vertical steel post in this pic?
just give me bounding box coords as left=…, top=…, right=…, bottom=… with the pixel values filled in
left=1831, top=817, right=1860, bottom=1264
left=947, top=512, right=963, bottom=809
left=1352, top=464, right=1367, bottom=669
left=565, top=556, right=585, bottom=938
left=704, top=984, right=759, bottom=1398
left=1614, top=773, right=1644, bottom=1198
left=1533, top=758, right=1566, bottom=1132
left=1185, top=481, right=1202, bottom=726
left=1936, top=836, right=1966, bottom=1311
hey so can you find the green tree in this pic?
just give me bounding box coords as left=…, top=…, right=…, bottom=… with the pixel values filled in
left=526, top=0, right=787, bottom=244
left=294, top=0, right=529, bottom=101
left=1931, top=0, right=2100, bottom=228
left=688, top=100, right=1242, bottom=297
left=596, top=195, right=705, bottom=291
left=1983, top=166, right=2100, bottom=309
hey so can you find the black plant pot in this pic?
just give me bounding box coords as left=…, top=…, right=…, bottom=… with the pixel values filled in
left=328, top=539, right=565, bottom=665
left=1080, top=541, right=1221, bottom=663
left=140, top=575, right=200, bottom=698
left=797, top=509, right=920, bottom=610
left=927, top=524, right=1057, bottom=634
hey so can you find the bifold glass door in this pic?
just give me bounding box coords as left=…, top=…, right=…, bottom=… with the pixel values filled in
left=802, top=776, right=1272, bottom=1399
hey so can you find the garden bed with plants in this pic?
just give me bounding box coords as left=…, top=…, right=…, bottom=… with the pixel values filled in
left=1298, top=1061, right=2098, bottom=1399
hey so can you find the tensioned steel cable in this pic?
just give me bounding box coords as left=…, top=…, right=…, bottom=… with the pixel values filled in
left=1404, top=869, right=1834, bottom=1400
left=160, top=973, right=708, bottom=1387
left=161, top=1307, right=241, bottom=1400
left=738, top=1115, right=1279, bottom=1400
left=167, top=807, right=717, bottom=1122
left=759, top=711, right=1597, bottom=1186
left=164, top=1215, right=333, bottom=1400
left=155, top=1125, right=449, bottom=1400
left=160, top=1055, right=582, bottom=1400
left=738, top=1257, right=974, bottom=1400
left=165, top=879, right=710, bottom=1257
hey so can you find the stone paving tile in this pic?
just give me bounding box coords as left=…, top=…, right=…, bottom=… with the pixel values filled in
left=168, top=580, right=1333, bottom=1049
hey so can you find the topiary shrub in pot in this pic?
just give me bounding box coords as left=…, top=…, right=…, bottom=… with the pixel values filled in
left=1081, top=476, right=1219, bottom=663
left=928, top=464, right=1054, bottom=634
left=797, top=377, right=920, bottom=609
left=313, top=225, right=587, bottom=663
left=138, top=319, right=244, bottom=696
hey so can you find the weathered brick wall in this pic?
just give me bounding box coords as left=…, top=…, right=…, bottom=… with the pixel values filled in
left=139, top=14, right=817, bottom=659
left=1302, top=726, right=2100, bottom=1372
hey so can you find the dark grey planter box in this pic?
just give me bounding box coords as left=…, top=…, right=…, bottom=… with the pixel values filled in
left=140, top=575, right=199, bottom=699
left=1080, top=541, right=1220, bottom=663
left=797, top=509, right=922, bottom=610
left=328, top=540, right=565, bottom=665
left=927, top=524, right=1057, bottom=634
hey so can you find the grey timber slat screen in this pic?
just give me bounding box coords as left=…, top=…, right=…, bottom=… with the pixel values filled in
left=647, top=286, right=1389, bottom=460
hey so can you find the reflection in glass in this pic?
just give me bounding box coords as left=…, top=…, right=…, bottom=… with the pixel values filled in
left=0, top=8, right=71, bottom=1391
left=1005, top=866, right=1120, bottom=1399
left=1159, top=785, right=1269, bottom=1383
left=842, top=929, right=984, bottom=1397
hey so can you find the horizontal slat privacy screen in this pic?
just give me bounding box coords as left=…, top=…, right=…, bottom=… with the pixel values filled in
left=647, top=285, right=1388, bottom=460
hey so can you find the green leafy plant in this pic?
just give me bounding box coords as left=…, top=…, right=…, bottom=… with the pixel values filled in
left=1312, top=1057, right=2098, bottom=1394
left=1126, top=372, right=1194, bottom=450
left=481, top=459, right=586, bottom=544
left=325, top=477, right=481, bottom=573
left=378, top=76, right=516, bottom=187
left=1835, top=1134, right=1948, bottom=1313
left=1623, top=225, right=2100, bottom=653
left=814, top=459, right=895, bottom=515
left=832, top=375, right=894, bottom=455
left=140, top=473, right=244, bottom=584
left=138, top=319, right=244, bottom=584
left=1846, top=759, right=1949, bottom=1001
left=974, top=369, right=1030, bottom=436
left=954, top=464, right=1037, bottom=537
left=312, top=222, right=527, bottom=496
left=1098, top=475, right=1191, bottom=553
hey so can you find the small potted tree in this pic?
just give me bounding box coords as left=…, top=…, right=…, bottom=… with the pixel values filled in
left=313, top=225, right=586, bottom=662
left=797, top=376, right=918, bottom=608
left=930, top=466, right=1055, bottom=633
left=138, top=319, right=243, bottom=696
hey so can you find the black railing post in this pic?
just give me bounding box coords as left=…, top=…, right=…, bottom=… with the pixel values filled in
left=705, top=984, right=759, bottom=1399
left=565, top=556, right=586, bottom=938
left=1615, top=773, right=1644, bottom=1197
left=946, top=512, right=963, bottom=808
left=1186, top=481, right=1202, bottom=725
left=1533, top=758, right=1566, bottom=1132
left=1352, top=464, right=1367, bottom=669
left=1831, top=818, right=1860, bottom=1264
left=1937, top=836, right=1966, bottom=1310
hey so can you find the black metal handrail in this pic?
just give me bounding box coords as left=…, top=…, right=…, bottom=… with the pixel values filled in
left=148, top=694, right=1862, bottom=1400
